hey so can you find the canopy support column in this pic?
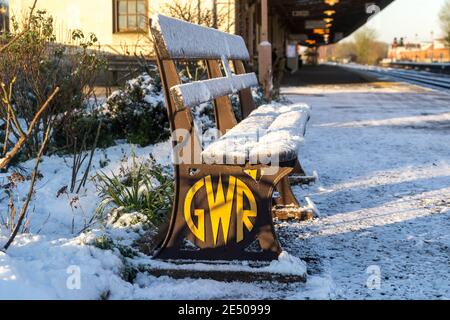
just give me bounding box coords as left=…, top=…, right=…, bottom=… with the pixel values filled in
left=258, top=0, right=272, bottom=99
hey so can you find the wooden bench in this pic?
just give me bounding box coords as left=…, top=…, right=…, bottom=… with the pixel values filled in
left=150, top=14, right=313, bottom=262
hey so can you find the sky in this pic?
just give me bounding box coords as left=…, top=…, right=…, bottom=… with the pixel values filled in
left=361, top=0, right=448, bottom=43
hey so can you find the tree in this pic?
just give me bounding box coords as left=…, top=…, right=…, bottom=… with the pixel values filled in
left=335, top=41, right=357, bottom=62
left=439, top=0, right=450, bottom=47
left=162, top=0, right=230, bottom=30
left=353, top=27, right=388, bottom=65
left=331, top=27, right=388, bottom=65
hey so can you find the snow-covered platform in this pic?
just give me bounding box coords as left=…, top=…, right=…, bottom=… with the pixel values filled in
left=279, top=74, right=450, bottom=299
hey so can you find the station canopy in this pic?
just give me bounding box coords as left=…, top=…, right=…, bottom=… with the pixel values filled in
left=271, top=0, right=394, bottom=46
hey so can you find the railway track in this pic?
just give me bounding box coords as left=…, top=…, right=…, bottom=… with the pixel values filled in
left=337, top=63, right=450, bottom=91
left=367, top=68, right=450, bottom=91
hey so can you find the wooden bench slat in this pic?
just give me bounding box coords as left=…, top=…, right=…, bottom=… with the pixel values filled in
left=171, top=73, right=258, bottom=109
left=151, top=14, right=251, bottom=61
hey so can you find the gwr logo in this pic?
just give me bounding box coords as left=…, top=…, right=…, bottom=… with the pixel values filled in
left=184, top=175, right=257, bottom=246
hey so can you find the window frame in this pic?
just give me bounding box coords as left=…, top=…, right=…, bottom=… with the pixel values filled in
left=113, top=0, right=148, bottom=34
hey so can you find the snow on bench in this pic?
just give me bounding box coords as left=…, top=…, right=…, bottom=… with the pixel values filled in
left=202, top=104, right=311, bottom=164
left=171, top=73, right=258, bottom=109
left=151, top=14, right=250, bottom=60
left=151, top=14, right=259, bottom=110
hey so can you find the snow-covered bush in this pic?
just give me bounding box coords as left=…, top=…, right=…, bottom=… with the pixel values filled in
left=97, top=73, right=170, bottom=147
left=94, top=153, right=173, bottom=227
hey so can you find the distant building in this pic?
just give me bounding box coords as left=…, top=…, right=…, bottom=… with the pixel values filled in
left=388, top=39, right=450, bottom=63
left=318, top=44, right=339, bottom=62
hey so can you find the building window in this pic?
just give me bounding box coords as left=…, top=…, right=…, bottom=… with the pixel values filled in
left=114, top=0, right=147, bottom=33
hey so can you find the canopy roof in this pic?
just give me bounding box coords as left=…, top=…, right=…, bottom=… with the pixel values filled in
left=270, top=0, right=394, bottom=46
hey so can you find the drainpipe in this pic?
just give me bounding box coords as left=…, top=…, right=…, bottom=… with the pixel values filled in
left=258, top=0, right=272, bottom=99
left=198, top=0, right=201, bottom=25
left=0, top=4, right=6, bottom=33
left=212, top=0, right=218, bottom=29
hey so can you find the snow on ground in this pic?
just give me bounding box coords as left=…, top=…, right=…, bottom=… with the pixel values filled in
left=0, top=142, right=172, bottom=299
left=281, top=78, right=450, bottom=299
left=1, top=70, right=449, bottom=300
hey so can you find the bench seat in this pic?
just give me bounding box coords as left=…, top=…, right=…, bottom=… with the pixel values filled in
left=202, top=103, right=311, bottom=165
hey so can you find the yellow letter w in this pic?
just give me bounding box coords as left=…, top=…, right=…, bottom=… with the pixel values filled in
left=205, top=175, right=236, bottom=247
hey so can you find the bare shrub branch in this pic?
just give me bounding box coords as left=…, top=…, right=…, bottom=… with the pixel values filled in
left=2, top=124, right=51, bottom=251
left=0, top=87, right=59, bottom=170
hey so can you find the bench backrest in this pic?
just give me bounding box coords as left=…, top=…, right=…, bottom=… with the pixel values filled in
left=151, top=15, right=257, bottom=136
left=152, top=14, right=251, bottom=61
